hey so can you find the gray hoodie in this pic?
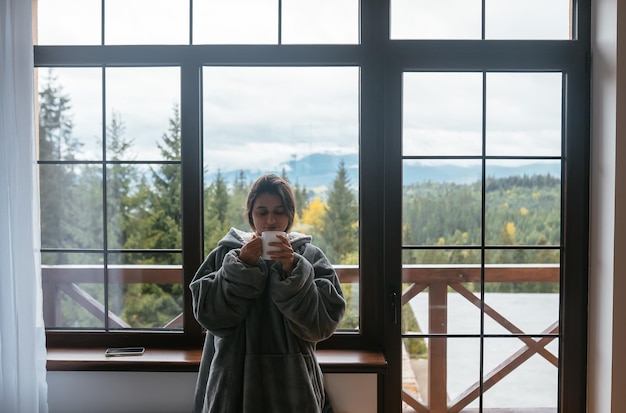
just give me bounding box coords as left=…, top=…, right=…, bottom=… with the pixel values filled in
left=190, top=228, right=346, bottom=413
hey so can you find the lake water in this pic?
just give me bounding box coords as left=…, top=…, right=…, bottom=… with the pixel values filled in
left=408, top=293, right=560, bottom=409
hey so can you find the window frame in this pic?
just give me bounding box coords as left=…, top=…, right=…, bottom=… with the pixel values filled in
left=35, top=1, right=590, bottom=411
left=36, top=45, right=380, bottom=350
left=379, top=6, right=591, bottom=413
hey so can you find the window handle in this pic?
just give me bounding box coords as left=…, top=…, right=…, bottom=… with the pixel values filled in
left=390, top=292, right=398, bottom=325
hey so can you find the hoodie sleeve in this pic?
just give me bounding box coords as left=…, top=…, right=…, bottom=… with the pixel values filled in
left=190, top=247, right=268, bottom=337
left=268, top=244, right=346, bottom=343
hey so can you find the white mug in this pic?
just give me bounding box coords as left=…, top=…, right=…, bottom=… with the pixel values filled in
left=261, top=231, right=286, bottom=260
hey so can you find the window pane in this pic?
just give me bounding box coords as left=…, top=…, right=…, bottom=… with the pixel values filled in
left=485, top=0, right=572, bottom=40
left=403, top=72, right=483, bottom=156
left=108, top=253, right=183, bottom=330
left=39, top=164, right=104, bottom=250
left=486, top=72, right=563, bottom=157
left=402, top=159, right=483, bottom=247
left=390, top=0, right=482, bottom=40
left=282, top=0, right=359, bottom=44
left=483, top=338, right=559, bottom=409
left=483, top=277, right=560, bottom=335
left=485, top=160, right=561, bottom=246
left=36, top=0, right=101, bottom=45
left=484, top=248, right=560, bottom=335
left=42, top=253, right=106, bottom=329
left=193, top=0, right=278, bottom=44
left=38, top=68, right=102, bottom=161
left=202, top=66, right=360, bottom=329
left=406, top=282, right=483, bottom=336
left=106, top=164, right=182, bottom=250
left=105, top=0, right=189, bottom=45
left=105, top=67, right=181, bottom=161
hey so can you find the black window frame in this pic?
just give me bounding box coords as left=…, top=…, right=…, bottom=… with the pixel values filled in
left=35, top=1, right=590, bottom=411
left=35, top=7, right=383, bottom=352
left=379, top=2, right=591, bottom=411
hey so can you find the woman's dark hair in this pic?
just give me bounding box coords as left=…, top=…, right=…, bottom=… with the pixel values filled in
left=246, top=174, right=296, bottom=232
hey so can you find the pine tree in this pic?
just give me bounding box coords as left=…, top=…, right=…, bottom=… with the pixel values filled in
left=105, top=111, right=138, bottom=251
left=204, top=170, right=231, bottom=253
left=144, top=105, right=183, bottom=258
left=38, top=70, right=90, bottom=263
left=293, top=182, right=308, bottom=220
left=229, top=170, right=249, bottom=230
left=120, top=105, right=183, bottom=327
left=38, top=69, right=79, bottom=161
left=209, top=170, right=229, bottom=225
left=322, top=160, right=358, bottom=263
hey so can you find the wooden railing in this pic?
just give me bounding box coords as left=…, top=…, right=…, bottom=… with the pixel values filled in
left=400, top=264, right=560, bottom=413
left=42, top=265, right=185, bottom=329
left=42, top=263, right=559, bottom=412
left=41, top=264, right=358, bottom=329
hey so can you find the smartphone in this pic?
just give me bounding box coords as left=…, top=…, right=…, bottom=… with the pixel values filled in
left=104, top=347, right=145, bottom=357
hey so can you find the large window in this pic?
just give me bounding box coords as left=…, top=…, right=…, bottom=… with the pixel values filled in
left=36, top=0, right=366, bottom=349
left=35, top=0, right=590, bottom=411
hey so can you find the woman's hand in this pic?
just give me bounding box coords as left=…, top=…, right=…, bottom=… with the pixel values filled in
left=239, top=234, right=263, bottom=266
left=267, top=233, right=295, bottom=275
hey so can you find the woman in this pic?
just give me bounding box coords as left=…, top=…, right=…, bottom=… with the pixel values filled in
left=190, top=173, right=346, bottom=413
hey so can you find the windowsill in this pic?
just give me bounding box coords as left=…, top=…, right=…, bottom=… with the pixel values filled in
left=46, top=348, right=387, bottom=375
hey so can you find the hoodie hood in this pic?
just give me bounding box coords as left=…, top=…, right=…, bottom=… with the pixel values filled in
left=218, top=227, right=313, bottom=251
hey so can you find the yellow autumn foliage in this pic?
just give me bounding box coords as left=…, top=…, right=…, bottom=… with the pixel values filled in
left=299, top=197, right=326, bottom=231
left=506, top=222, right=516, bottom=238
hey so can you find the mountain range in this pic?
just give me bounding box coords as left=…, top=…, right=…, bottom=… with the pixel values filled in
left=214, top=152, right=561, bottom=194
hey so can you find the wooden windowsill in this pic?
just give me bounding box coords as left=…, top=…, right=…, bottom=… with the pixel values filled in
left=47, top=348, right=387, bottom=375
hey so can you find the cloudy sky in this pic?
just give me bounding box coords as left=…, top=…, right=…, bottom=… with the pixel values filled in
left=36, top=0, right=568, bottom=178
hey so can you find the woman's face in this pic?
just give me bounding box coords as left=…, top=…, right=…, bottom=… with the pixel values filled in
left=251, top=193, right=290, bottom=235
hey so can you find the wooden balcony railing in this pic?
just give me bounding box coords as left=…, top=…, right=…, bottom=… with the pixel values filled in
left=41, top=264, right=359, bottom=329
left=42, top=263, right=559, bottom=413
left=400, top=264, right=560, bottom=413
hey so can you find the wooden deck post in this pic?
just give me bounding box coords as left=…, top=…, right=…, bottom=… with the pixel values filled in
left=429, top=282, right=448, bottom=412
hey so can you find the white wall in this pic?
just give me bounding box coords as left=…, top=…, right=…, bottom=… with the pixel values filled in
left=589, top=0, right=626, bottom=411
left=46, top=372, right=377, bottom=413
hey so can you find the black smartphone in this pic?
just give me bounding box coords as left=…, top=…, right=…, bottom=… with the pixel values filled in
left=104, top=347, right=145, bottom=357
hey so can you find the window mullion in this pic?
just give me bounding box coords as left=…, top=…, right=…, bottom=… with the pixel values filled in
left=181, top=61, right=204, bottom=343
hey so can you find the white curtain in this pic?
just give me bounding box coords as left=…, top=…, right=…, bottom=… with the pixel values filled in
left=0, top=0, right=49, bottom=411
